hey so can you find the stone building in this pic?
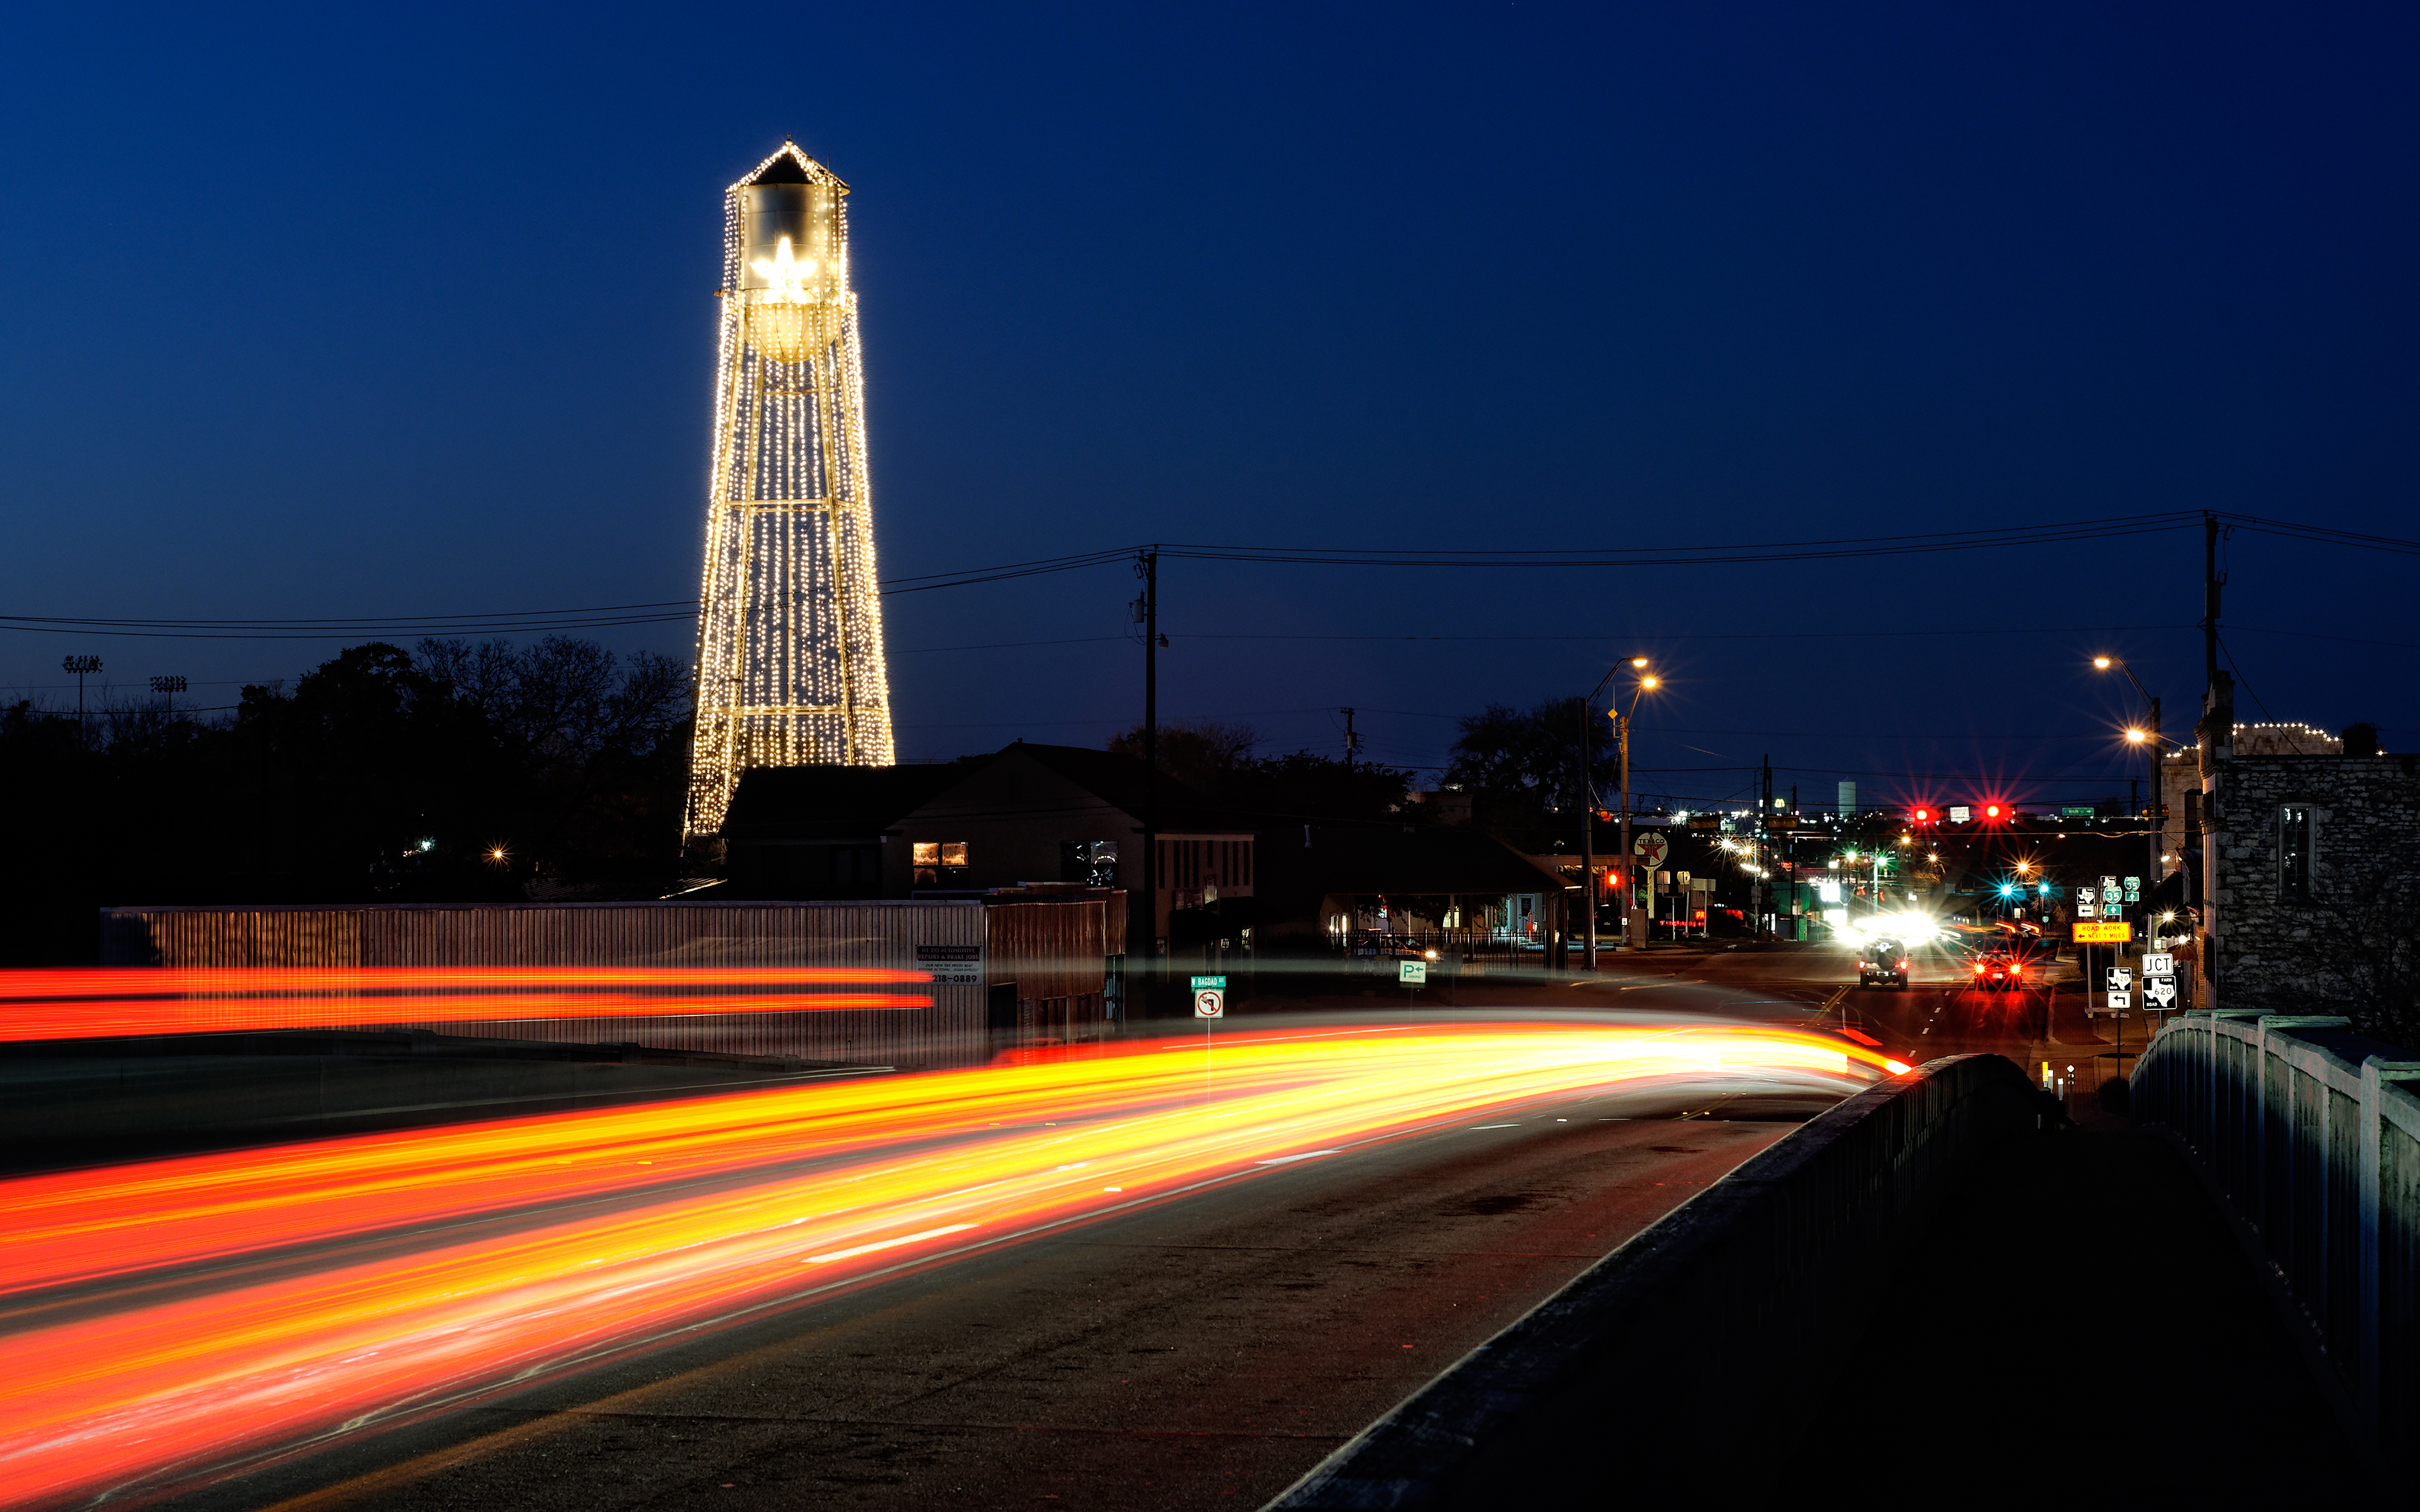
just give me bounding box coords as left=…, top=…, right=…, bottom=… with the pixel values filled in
left=2196, top=677, right=2419, bottom=1026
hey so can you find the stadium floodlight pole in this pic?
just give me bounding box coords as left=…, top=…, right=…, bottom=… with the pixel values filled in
left=150, top=675, right=187, bottom=717
left=1610, top=662, right=1660, bottom=955
left=62, top=656, right=101, bottom=745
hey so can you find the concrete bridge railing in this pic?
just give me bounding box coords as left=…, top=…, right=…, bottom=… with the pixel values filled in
left=2133, top=1009, right=2420, bottom=1462
left=1266, top=1051, right=2041, bottom=1508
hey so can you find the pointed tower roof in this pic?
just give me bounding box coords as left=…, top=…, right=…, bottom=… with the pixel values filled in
left=733, top=140, right=847, bottom=193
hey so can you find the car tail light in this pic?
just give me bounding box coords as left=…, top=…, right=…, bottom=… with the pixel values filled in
left=1896, top=959, right=1909, bottom=970
left=1973, top=963, right=1986, bottom=974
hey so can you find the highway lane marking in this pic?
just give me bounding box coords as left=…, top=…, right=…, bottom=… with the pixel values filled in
left=1252, top=1150, right=1342, bottom=1165
left=1468, top=1124, right=1519, bottom=1130
left=802, top=1225, right=979, bottom=1265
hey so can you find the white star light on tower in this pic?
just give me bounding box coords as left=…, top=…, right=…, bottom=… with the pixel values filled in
left=750, top=236, right=817, bottom=303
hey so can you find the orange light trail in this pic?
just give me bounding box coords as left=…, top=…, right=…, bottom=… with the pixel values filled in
left=0, top=1021, right=1886, bottom=1508
left=0, top=967, right=933, bottom=1041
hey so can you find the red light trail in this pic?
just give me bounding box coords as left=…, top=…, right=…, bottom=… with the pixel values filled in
left=0, top=1021, right=1886, bottom=1508
left=0, top=966, right=933, bottom=1041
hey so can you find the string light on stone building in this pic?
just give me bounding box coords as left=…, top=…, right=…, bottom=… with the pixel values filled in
left=684, top=140, right=896, bottom=844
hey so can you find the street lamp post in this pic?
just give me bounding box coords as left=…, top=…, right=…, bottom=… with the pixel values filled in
left=1581, top=657, right=1655, bottom=969
left=1612, top=665, right=1658, bottom=959
left=2094, top=655, right=2164, bottom=912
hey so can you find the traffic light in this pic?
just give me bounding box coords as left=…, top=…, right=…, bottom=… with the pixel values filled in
left=1912, top=808, right=1930, bottom=822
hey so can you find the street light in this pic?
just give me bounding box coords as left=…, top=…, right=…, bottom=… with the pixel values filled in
left=2094, top=653, right=2165, bottom=907
left=1581, top=660, right=1658, bottom=966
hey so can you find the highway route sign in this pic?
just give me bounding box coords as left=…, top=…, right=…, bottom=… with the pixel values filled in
left=1194, top=989, right=1224, bottom=1018
left=2145, top=977, right=2178, bottom=1008
left=1398, top=959, right=1427, bottom=985
left=2106, top=967, right=2134, bottom=991
left=2101, top=876, right=2120, bottom=893
left=2142, top=953, right=2174, bottom=976
left=2077, top=887, right=2097, bottom=903
left=1633, top=831, right=1669, bottom=867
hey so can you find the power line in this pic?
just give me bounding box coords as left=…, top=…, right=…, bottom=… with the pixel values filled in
left=10, top=507, right=2419, bottom=641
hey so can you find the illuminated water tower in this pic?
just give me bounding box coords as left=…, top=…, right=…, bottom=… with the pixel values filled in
left=684, top=141, right=896, bottom=845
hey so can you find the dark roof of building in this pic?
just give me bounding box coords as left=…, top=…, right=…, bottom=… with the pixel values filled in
left=721, top=763, right=967, bottom=841
left=991, top=743, right=1226, bottom=826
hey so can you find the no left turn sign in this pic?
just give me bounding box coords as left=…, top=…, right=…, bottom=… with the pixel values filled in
left=1194, top=990, right=1224, bottom=1018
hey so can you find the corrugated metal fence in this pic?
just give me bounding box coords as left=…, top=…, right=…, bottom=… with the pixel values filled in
left=99, top=902, right=989, bottom=1067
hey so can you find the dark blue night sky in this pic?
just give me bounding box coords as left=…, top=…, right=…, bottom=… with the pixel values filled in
left=2, top=1, right=2412, bottom=809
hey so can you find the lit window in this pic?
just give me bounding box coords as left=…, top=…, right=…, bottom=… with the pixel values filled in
left=913, top=840, right=969, bottom=888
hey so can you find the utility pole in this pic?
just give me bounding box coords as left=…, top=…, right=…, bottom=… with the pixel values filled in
left=2203, top=512, right=2223, bottom=700
left=1340, top=707, right=1358, bottom=772
left=1137, top=549, right=1160, bottom=1020
left=1580, top=700, right=1596, bottom=968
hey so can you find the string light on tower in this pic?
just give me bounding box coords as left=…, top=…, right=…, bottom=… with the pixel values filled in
left=683, top=141, right=896, bottom=845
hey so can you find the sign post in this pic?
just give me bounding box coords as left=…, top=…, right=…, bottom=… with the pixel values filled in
left=1190, top=975, right=1226, bottom=1102
left=1190, top=976, right=1226, bottom=1019
left=2141, top=951, right=2177, bottom=1018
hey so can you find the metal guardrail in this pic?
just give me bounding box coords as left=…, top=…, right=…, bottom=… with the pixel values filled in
left=2133, top=1010, right=2420, bottom=1462
left=1265, top=1052, right=2040, bottom=1508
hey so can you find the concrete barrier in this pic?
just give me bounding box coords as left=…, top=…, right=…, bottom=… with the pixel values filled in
left=2133, top=1010, right=2420, bottom=1467
left=1266, top=1052, right=2039, bottom=1509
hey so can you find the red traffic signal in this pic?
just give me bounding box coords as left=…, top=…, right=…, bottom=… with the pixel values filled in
left=1913, top=808, right=1930, bottom=822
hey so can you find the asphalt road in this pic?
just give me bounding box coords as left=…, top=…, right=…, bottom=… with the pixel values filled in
left=126, top=948, right=2068, bottom=1512
left=168, top=1029, right=1833, bottom=1512
left=1594, top=937, right=2132, bottom=1082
